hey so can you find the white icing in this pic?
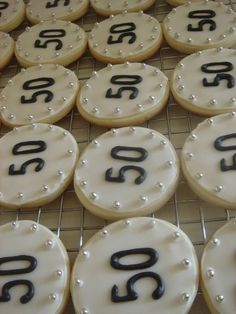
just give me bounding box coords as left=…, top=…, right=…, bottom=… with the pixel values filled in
left=0, top=220, right=69, bottom=314
left=172, top=48, right=236, bottom=115
left=15, top=20, right=87, bottom=67
left=74, top=127, right=179, bottom=219
left=163, top=1, right=236, bottom=50
left=182, top=113, right=236, bottom=207
left=78, top=62, right=168, bottom=125
left=0, top=0, right=25, bottom=32
left=90, top=0, right=155, bottom=15
left=26, top=0, right=89, bottom=24
left=0, top=123, right=79, bottom=208
left=0, top=31, right=14, bottom=67
left=88, top=12, right=162, bottom=63
left=71, top=217, right=199, bottom=314
left=201, top=218, right=236, bottom=313
left=0, top=64, right=79, bottom=127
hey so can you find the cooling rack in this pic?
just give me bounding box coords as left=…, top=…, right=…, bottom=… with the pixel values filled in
left=1, top=0, right=236, bottom=312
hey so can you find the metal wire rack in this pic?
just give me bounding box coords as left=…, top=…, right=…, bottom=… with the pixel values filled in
left=1, top=0, right=236, bottom=312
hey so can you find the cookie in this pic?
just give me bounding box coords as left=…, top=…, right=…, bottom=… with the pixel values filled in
left=26, top=0, right=89, bottom=25
left=88, top=12, right=162, bottom=64
left=0, top=0, right=25, bottom=32
left=0, top=123, right=79, bottom=209
left=163, top=1, right=236, bottom=54
left=71, top=217, right=199, bottom=314
left=0, top=31, right=14, bottom=70
left=171, top=48, right=236, bottom=116
left=0, top=64, right=79, bottom=128
left=90, top=0, right=156, bottom=16
left=0, top=220, right=70, bottom=314
left=201, top=218, right=236, bottom=314
left=181, top=112, right=236, bottom=210
left=15, top=20, right=87, bottom=68
left=77, top=62, right=169, bottom=127
left=74, top=126, right=179, bottom=220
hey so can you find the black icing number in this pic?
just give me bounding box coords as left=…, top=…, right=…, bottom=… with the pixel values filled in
left=201, top=62, right=235, bottom=88
left=0, top=2, right=8, bottom=10
left=21, top=77, right=55, bottom=104
left=105, top=146, right=148, bottom=185
left=0, top=255, right=37, bottom=304
left=8, top=141, right=47, bottom=176
left=106, top=75, right=142, bottom=100
left=214, top=133, right=236, bottom=171
left=107, top=22, right=136, bottom=45
left=110, top=248, right=165, bottom=302
left=34, top=29, right=66, bottom=50
left=187, top=10, right=216, bottom=32
left=46, top=0, right=70, bottom=8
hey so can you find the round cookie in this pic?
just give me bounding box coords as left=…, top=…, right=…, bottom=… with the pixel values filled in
left=0, top=64, right=79, bottom=128
left=0, top=31, right=14, bottom=70
left=77, top=62, right=169, bottom=127
left=0, top=123, right=79, bottom=209
left=171, top=48, right=236, bottom=116
left=0, top=0, right=25, bottom=32
left=74, top=126, right=179, bottom=220
left=71, top=217, right=199, bottom=314
left=15, top=20, right=87, bottom=68
left=201, top=218, right=236, bottom=314
left=0, top=220, right=70, bottom=314
left=26, top=0, right=89, bottom=25
left=90, top=0, right=156, bottom=16
left=181, top=112, right=236, bottom=210
left=88, top=12, right=163, bottom=64
left=163, top=1, right=236, bottom=54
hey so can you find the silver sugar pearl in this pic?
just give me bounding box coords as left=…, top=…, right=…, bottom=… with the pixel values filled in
left=216, top=295, right=224, bottom=303
left=207, top=268, right=215, bottom=278
left=182, top=293, right=190, bottom=302
left=48, top=293, right=57, bottom=302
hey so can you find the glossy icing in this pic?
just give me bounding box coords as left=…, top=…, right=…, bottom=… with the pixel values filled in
left=0, top=0, right=25, bottom=32
left=0, top=64, right=79, bottom=127
left=0, top=220, right=70, bottom=314
left=78, top=62, right=169, bottom=127
left=15, top=20, right=87, bottom=67
left=0, top=31, right=14, bottom=69
left=0, top=123, right=79, bottom=208
left=201, top=218, right=236, bottom=314
left=74, top=126, right=179, bottom=219
left=71, top=217, right=199, bottom=314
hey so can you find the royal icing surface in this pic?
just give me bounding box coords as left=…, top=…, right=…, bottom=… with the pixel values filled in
left=74, top=127, right=179, bottom=219
left=71, top=217, right=199, bottom=314
left=0, top=64, right=79, bottom=127
left=78, top=62, right=169, bottom=127
left=172, top=48, right=236, bottom=115
left=88, top=12, right=162, bottom=63
left=0, top=31, right=14, bottom=69
left=0, top=0, right=25, bottom=32
left=181, top=113, right=236, bottom=208
left=15, top=20, right=87, bottom=67
left=0, top=123, right=79, bottom=208
left=201, top=218, right=236, bottom=314
left=0, top=220, right=70, bottom=314
left=26, top=0, right=89, bottom=24
left=90, top=0, right=155, bottom=16
left=163, top=1, right=236, bottom=52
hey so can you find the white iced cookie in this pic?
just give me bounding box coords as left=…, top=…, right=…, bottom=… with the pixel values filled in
left=90, top=0, right=156, bottom=16
left=201, top=218, right=236, bottom=314
left=88, top=12, right=162, bottom=64
left=0, top=123, right=79, bottom=209
left=171, top=48, right=236, bottom=116
left=0, top=220, right=70, bottom=314
left=181, top=112, right=236, bottom=210
left=163, top=1, right=236, bottom=54
left=77, top=62, right=169, bottom=127
left=26, top=0, right=89, bottom=25
left=0, top=31, right=14, bottom=70
left=71, top=217, right=199, bottom=314
left=0, top=0, right=25, bottom=32
left=0, top=64, right=79, bottom=128
left=74, top=127, right=179, bottom=220
left=15, top=20, right=87, bottom=68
